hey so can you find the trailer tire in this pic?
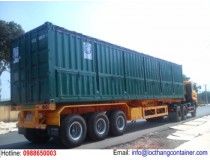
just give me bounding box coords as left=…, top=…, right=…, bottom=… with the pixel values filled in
left=24, top=129, right=50, bottom=144
left=60, top=115, right=87, bottom=148
left=109, top=110, right=127, bottom=136
left=87, top=113, right=109, bottom=141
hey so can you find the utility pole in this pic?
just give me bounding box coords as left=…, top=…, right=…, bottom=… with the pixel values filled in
left=205, top=84, right=208, bottom=105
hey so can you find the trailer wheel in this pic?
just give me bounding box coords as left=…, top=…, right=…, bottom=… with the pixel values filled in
left=181, top=105, right=187, bottom=120
left=109, top=110, right=127, bottom=136
left=24, top=129, right=50, bottom=144
left=60, top=115, right=87, bottom=148
left=87, top=113, right=109, bottom=140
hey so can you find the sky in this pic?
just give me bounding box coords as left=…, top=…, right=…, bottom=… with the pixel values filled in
left=0, top=0, right=210, bottom=99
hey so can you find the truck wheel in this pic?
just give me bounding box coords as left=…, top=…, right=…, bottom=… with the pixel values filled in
left=181, top=105, right=187, bottom=120
left=24, top=129, right=50, bottom=144
left=191, top=105, right=197, bottom=117
left=191, top=110, right=196, bottom=117
left=175, top=106, right=182, bottom=122
left=169, top=105, right=182, bottom=122
left=109, top=110, right=127, bottom=136
left=87, top=113, right=109, bottom=140
left=60, top=115, right=87, bottom=148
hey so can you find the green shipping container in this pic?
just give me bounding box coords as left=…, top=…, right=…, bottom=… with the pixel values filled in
left=11, top=22, right=184, bottom=105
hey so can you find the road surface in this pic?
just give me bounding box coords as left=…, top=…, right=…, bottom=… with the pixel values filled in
left=0, top=105, right=210, bottom=149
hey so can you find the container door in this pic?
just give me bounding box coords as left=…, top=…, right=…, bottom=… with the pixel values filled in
left=11, top=37, right=24, bottom=104
left=11, top=25, right=49, bottom=105
left=29, top=29, right=49, bottom=103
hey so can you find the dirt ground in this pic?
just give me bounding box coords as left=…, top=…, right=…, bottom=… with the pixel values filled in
left=107, top=128, right=187, bottom=149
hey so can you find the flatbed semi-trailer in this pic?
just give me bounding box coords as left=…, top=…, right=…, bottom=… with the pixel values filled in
left=11, top=22, right=197, bottom=147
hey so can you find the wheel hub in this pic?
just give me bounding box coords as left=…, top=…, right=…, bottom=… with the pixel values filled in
left=116, top=116, right=125, bottom=130
left=96, top=118, right=106, bottom=135
left=69, top=121, right=83, bottom=141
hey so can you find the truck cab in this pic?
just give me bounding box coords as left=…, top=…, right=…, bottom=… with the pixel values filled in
left=183, top=80, right=197, bottom=116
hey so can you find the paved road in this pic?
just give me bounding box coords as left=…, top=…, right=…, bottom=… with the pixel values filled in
left=0, top=105, right=210, bottom=149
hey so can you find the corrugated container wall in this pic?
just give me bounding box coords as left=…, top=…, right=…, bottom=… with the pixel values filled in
left=11, top=22, right=184, bottom=105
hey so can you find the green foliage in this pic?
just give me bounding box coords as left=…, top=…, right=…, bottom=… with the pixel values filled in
left=183, top=74, right=190, bottom=81
left=0, top=20, right=24, bottom=75
left=193, top=83, right=201, bottom=93
left=183, top=74, right=201, bottom=93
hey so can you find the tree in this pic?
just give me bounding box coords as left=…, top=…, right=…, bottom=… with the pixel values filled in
left=183, top=74, right=201, bottom=93
left=183, top=74, right=190, bottom=81
left=192, top=82, right=201, bottom=93
left=198, top=91, right=210, bottom=104
left=0, top=20, right=24, bottom=75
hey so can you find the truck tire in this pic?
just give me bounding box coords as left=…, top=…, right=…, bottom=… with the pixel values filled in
left=24, top=129, right=50, bottom=144
left=109, top=110, right=127, bottom=136
left=87, top=112, right=109, bottom=141
left=60, top=115, right=87, bottom=148
left=169, top=105, right=182, bottom=122
left=191, top=110, right=196, bottom=117
left=191, top=105, right=197, bottom=117
left=181, top=105, right=187, bottom=120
